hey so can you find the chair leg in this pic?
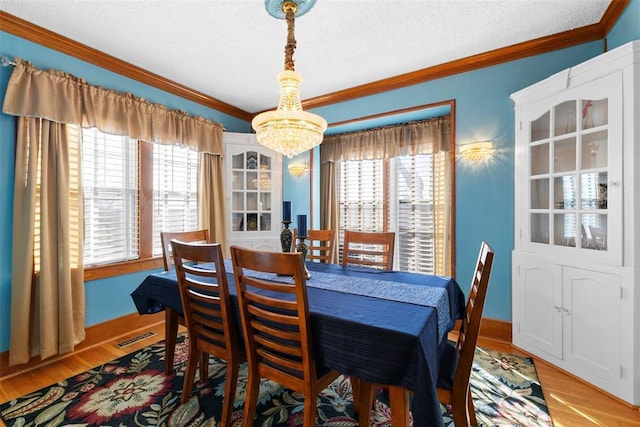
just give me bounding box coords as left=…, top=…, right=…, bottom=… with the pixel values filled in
left=451, top=390, right=471, bottom=427
left=351, top=376, right=360, bottom=412
left=199, top=352, right=209, bottom=383
left=181, top=348, right=200, bottom=404
left=164, top=309, right=179, bottom=375
left=220, top=359, right=239, bottom=426
left=242, top=368, right=260, bottom=427
left=303, top=392, right=318, bottom=427
left=467, top=386, right=477, bottom=426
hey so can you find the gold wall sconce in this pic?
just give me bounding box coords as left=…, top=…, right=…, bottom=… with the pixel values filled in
left=459, top=141, right=493, bottom=162
left=288, top=162, right=308, bottom=177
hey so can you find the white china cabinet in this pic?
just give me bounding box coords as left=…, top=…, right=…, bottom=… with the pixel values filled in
left=223, top=132, right=282, bottom=253
left=511, top=41, right=639, bottom=405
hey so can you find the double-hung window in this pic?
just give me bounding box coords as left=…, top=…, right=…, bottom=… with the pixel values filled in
left=151, top=143, right=199, bottom=256
left=81, top=127, right=199, bottom=268
left=82, top=128, right=139, bottom=266
left=338, top=153, right=447, bottom=275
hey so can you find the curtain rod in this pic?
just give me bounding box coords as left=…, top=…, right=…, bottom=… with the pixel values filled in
left=1, top=56, right=17, bottom=67
left=327, top=101, right=453, bottom=129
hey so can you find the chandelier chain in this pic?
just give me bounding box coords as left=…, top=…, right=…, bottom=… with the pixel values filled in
left=283, top=2, right=297, bottom=71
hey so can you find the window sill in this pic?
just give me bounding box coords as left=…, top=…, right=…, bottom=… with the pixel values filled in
left=84, top=257, right=164, bottom=281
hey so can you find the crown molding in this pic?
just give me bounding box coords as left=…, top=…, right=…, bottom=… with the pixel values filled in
left=302, top=0, right=629, bottom=110
left=0, top=11, right=253, bottom=122
left=600, top=0, right=631, bottom=34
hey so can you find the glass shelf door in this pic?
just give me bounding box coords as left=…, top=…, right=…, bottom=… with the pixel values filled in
left=230, top=150, right=274, bottom=233
left=527, top=95, right=609, bottom=254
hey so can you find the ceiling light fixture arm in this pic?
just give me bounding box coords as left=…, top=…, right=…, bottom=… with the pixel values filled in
left=283, top=1, right=297, bottom=71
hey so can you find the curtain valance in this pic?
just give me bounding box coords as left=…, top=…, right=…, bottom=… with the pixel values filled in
left=2, top=58, right=223, bottom=154
left=320, top=116, right=451, bottom=162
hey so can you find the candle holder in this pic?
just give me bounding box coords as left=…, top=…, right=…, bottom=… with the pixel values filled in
left=280, top=220, right=293, bottom=253
left=296, top=235, right=311, bottom=279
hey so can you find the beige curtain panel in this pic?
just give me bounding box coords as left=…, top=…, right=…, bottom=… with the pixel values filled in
left=320, top=116, right=451, bottom=162
left=2, top=58, right=223, bottom=154
left=198, top=152, right=228, bottom=256
left=3, top=58, right=226, bottom=365
left=10, top=117, right=86, bottom=365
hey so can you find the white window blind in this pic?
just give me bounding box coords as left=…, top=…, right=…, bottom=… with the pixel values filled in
left=151, top=144, right=199, bottom=256
left=389, top=155, right=435, bottom=274
left=338, top=154, right=443, bottom=274
left=338, top=159, right=385, bottom=259
left=82, top=128, right=139, bottom=266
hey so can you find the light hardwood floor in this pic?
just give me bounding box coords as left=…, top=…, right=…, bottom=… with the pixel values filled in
left=1, top=322, right=639, bottom=426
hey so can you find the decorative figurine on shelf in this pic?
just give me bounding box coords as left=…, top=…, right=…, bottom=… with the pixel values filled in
left=295, top=214, right=310, bottom=279
left=582, top=100, right=594, bottom=129
left=598, top=183, right=608, bottom=209
left=280, top=201, right=293, bottom=252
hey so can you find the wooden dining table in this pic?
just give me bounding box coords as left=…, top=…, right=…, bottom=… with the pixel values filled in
left=131, top=260, right=465, bottom=427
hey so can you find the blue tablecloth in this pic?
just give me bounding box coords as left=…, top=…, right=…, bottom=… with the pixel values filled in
left=131, top=262, right=465, bottom=427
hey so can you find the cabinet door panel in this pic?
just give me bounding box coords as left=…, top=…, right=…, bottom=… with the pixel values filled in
left=563, top=267, right=621, bottom=384
left=519, top=72, right=622, bottom=265
left=516, top=258, right=563, bottom=359
left=223, top=133, right=282, bottom=255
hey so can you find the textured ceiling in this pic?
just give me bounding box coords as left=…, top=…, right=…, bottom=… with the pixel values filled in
left=0, top=0, right=612, bottom=114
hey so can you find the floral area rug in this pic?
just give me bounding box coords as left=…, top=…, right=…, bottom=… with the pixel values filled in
left=0, top=335, right=551, bottom=426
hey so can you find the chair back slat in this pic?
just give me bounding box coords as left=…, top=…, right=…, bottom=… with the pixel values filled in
left=292, top=228, right=336, bottom=264
left=342, top=230, right=395, bottom=270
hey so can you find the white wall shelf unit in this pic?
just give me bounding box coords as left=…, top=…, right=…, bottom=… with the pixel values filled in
left=511, top=40, right=639, bottom=405
left=223, top=132, right=282, bottom=254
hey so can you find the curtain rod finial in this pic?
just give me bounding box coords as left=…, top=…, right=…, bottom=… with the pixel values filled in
left=1, top=56, right=17, bottom=67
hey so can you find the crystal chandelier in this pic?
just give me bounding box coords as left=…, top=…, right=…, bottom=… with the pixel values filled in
left=252, top=0, right=327, bottom=158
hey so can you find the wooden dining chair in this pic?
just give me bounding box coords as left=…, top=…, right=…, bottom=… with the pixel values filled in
left=342, top=230, right=395, bottom=270
left=229, top=246, right=341, bottom=427
left=436, top=240, right=494, bottom=426
left=356, top=241, right=494, bottom=427
left=161, top=229, right=210, bottom=271
left=292, top=228, right=336, bottom=264
left=171, top=240, right=242, bottom=426
left=160, top=229, right=210, bottom=375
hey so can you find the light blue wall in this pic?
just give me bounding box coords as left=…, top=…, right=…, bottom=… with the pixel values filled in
left=0, top=31, right=251, bottom=352
left=608, top=0, right=640, bottom=48
left=282, top=150, right=313, bottom=230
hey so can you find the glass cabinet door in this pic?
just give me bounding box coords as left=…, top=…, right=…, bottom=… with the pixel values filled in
left=527, top=95, right=610, bottom=254
left=231, top=150, right=273, bottom=233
